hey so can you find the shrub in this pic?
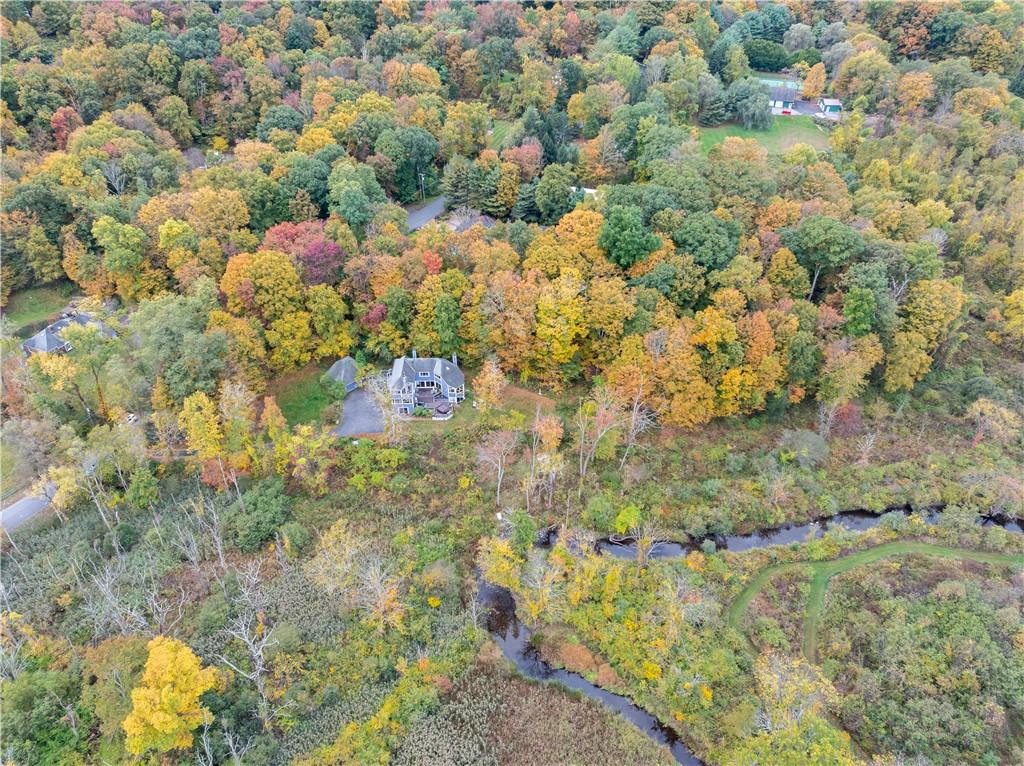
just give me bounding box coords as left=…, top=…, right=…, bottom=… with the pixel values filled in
left=280, top=521, right=311, bottom=557
left=231, top=478, right=292, bottom=552
left=776, top=429, right=829, bottom=469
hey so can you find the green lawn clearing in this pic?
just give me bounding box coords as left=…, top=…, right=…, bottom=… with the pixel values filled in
left=3, top=281, right=75, bottom=334
left=697, top=115, right=830, bottom=155
left=727, top=541, right=1024, bottom=661
left=488, top=119, right=511, bottom=150
left=1, top=441, right=26, bottom=503
left=269, top=362, right=335, bottom=426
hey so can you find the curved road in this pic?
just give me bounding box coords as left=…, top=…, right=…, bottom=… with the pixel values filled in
left=1, top=484, right=53, bottom=532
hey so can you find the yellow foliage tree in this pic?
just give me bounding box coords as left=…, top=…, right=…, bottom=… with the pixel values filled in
left=801, top=62, right=826, bottom=99
left=122, top=636, right=218, bottom=755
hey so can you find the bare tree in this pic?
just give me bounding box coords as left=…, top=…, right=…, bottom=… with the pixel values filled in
left=476, top=429, right=519, bottom=506
left=170, top=516, right=202, bottom=568
left=365, top=373, right=404, bottom=445
left=574, top=387, right=626, bottom=498
left=0, top=631, right=26, bottom=681
left=223, top=728, right=256, bottom=764
left=629, top=521, right=667, bottom=566
left=352, top=553, right=405, bottom=629
left=100, top=159, right=126, bottom=195
left=856, top=430, right=877, bottom=466
left=215, top=563, right=288, bottom=728
left=80, top=554, right=186, bottom=638
left=80, top=558, right=149, bottom=636
left=619, top=380, right=658, bottom=470
left=197, top=721, right=256, bottom=766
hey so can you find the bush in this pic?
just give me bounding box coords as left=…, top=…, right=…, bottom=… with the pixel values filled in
left=280, top=521, right=310, bottom=557
left=412, top=405, right=431, bottom=417
left=583, top=493, right=616, bottom=531
left=231, top=478, right=292, bottom=552
left=320, top=373, right=349, bottom=400
left=113, top=522, right=139, bottom=551
left=776, top=429, right=829, bottom=469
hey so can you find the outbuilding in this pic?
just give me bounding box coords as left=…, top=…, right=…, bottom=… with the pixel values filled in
left=770, top=86, right=800, bottom=113
left=818, top=98, right=843, bottom=115
left=325, top=356, right=359, bottom=393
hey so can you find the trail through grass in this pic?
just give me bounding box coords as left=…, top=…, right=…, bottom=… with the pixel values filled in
left=726, top=542, right=1024, bottom=661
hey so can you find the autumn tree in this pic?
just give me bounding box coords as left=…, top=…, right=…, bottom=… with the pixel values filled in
left=122, top=636, right=218, bottom=755
left=801, top=63, right=826, bottom=99
left=817, top=335, right=884, bottom=438
left=474, top=358, right=508, bottom=413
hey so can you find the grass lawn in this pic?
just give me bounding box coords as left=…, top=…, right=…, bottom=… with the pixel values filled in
left=488, top=119, right=511, bottom=150
left=3, top=281, right=75, bottom=334
left=697, top=115, right=830, bottom=154
left=1, top=441, right=28, bottom=503
left=268, top=362, right=334, bottom=426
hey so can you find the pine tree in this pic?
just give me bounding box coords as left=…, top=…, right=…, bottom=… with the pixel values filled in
left=512, top=179, right=541, bottom=222
left=441, top=156, right=474, bottom=209
left=698, top=95, right=728, bottom=126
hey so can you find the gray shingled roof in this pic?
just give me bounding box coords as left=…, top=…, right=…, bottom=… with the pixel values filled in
left=326, top=356, right=358, bottom=386
left=22, top=327, right=68, bottom=353
left=770, top=86, right=799, bottom=102
left=388, top=356, right=464, bottom=391
left=21, top=313, right=115, bottom=354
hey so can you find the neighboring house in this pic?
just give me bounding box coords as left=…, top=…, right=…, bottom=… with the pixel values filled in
left=770, top=86, right=800, bottom=114
left=818, top=98, right=843, bottom=116
left=325, top=356, right=359, bottom=393
left=447, top=209, right=497, bottom=233
left=21, top=313, right=115, bottom=356
left=388, top=351, right=465, bottom=418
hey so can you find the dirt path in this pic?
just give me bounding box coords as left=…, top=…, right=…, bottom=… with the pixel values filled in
left=726, top=542, right=1024, bottom=661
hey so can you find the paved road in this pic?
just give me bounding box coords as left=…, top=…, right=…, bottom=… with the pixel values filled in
left=1, top=484, right=53, bottom=532
left=405, top=195, right=447, bottom=230
left=331, top=388, right=384, bottom=437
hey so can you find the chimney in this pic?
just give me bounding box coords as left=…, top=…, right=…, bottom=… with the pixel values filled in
left=451, top=352, right=458, bottom=366
left=412, top=348, right=417, bottom=359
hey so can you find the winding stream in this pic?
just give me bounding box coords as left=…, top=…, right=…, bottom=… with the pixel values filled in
left=478, top=505, right=1022, bottom=766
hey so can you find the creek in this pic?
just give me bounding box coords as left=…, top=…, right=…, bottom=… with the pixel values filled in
left=477, top=505, right=1022, bottom=765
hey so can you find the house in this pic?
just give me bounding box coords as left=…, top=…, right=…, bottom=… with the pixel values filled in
left=770, top=86, right=800, bottom=114
left=388, top=351, right=465, bottom=417
left=447, top=210, right=497, bottom=233
left=817, top=98, right=843, bottom=115
left=325, top=356, right=359, bottom=393
left=21, top=313, right=115, bottom=356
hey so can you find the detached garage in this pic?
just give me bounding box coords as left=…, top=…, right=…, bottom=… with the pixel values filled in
left=770, top=86, right=800, bottom=114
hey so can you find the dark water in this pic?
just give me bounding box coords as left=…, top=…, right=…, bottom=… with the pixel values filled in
left=478, top=580, right=704, bottom=766
left=487, top=507, right=1022, bottom=764
left=596, top=506, right=1019, bottom=559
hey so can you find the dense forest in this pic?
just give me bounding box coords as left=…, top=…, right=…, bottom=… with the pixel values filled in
left=1, top=1, right=1022, bottom=765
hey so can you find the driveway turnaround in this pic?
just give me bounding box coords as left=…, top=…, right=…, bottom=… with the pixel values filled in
left=331, top=388, right=384, bottom=437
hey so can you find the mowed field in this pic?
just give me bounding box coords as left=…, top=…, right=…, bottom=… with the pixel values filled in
left=698, top=115, right=831, bottom=154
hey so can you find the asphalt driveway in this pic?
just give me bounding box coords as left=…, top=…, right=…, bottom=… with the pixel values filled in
left=330, top=388, right=384, bottom=437
left=405, top=195, right=447, bottom=230
left=1, top=483, right=54, bottom=532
